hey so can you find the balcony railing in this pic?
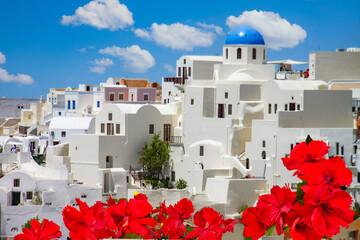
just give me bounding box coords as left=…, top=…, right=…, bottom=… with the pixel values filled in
left=168, top=136, right=182, bottom=145
left=163, top=77, right=185, bottom=85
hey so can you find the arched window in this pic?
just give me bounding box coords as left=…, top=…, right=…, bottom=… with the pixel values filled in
left=261, top=151, right=266, bottom=159
left=237, top=48, right=242, bottom=59
left=252, top=48, right=256, bottom=60
left=226, top=48, right=228, bottom=59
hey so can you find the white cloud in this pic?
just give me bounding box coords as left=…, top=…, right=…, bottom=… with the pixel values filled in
left=164, top=64, right=175, bottom=74
left=226, top=10, right=307, bottom=50
left=90, top=66, right=106, bottom=74
left=0, top=52, right=5, bottom=64
left=134, top=22, right=222, bottom=51
left=196, top=23, right=223, bottom=35
left=93, top=58, right=114, bottom=66
left=0, top=68, right=34, bottom=85
left=61, top=0, right=134, bottom=31
left=78, top=48, right=87, bottom=53
left=99, top=45, right=155, bottom=73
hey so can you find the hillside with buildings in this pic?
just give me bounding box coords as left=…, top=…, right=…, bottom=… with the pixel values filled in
left=0, top=25, right=360, bottom=239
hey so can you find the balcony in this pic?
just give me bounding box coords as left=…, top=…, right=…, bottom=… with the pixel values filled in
left=167, top=136, right=182, bottom=145
left=163, top=77, right=185, bottom=85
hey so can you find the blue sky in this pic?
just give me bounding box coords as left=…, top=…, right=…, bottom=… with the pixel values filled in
left=0, top=0, right=359, bottom=98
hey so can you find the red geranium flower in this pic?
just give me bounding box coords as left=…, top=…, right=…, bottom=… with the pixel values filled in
left=257, top=185, right=296, bottom=234
left=282, top=141, right=329, bottom=172
left=163, top=198, right=194, bottom=238
left=15, top=219, right=61, bottom=240
left=62, top=199, right=112, bottom=240
left=302, top=187, right=355, bottom=237
left=185, top=207, right=226, bottom=240
left=285, top=202, right=322, bottom=240
left=148, top=200, right=168, bottom=239
left=241, top=207, right=266, bottom=240
left=300, top=156, right=353, bottom=192
left=104, top=198, right=155, bottom=238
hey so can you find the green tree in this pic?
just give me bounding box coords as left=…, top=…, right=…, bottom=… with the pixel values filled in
left=139, top=134, right=171, bottom=179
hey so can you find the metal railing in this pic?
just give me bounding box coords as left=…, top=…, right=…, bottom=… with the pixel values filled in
left=169, top=136, right=182, bottom=144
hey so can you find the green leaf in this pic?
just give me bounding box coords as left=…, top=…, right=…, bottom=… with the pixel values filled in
left=296, top=180, right=307, bottom=205
left=339, top=185, right=347, bottom=191
left=244, top=237, right=253, bottom=240
left=265, top=224, right=275, bottom=236
left=305, top=135, right=312, bottom=145
left=125, top=232, right=142, bottom=239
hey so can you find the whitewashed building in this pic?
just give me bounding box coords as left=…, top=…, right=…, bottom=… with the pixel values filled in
left=48, top=117, right=95, bottom=145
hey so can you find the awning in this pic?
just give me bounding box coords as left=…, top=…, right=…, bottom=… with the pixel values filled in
left=268, top=59, right=309, bottom=65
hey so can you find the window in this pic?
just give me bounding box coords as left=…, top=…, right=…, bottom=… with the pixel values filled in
left=190, top=98, right=194, bottom=105
left=268, top=104, right=272, bottom=114
left=226, top=48, right=228, bottom=59
left=86, top=86, right=90, bottom=91
left=107, top=123, right=114, bottom=135
left=108, top=113, right=112, bottom=121
left=116, top=124, right=120, bottom=134
left=291, top=144, right=294, bottom=151
left=289, top=103, right=296, bottom=111
left=178, top=67, right=181, bottom=77
left=261, top=151, right=266, bottom=159
left=61, top=131, right=66, bottom=137
left=14, top=179, right=20, bottom=187
left=225, top=92, right=228, bottom=99
left=143, top=94, right=149, bottom=101
left=336, top=142, right=340, bottom=155
left=119, top=93, right=124, bottom=100
left=188, top=67, right=191, bottom=76
left=26, top=192, right=33, bottom=200
left=262, top=141, right=266, bottom=148
left=67, top=100, right=71, bottom=109
left=101, top=124, right=105, bottom=133
left=341, top=146, right=344, bottom=155
left=200, top=146, right=204, bottom=156
left=184, top=59, right=186, bottom=64
left=353, top=106, right=356, bottom=112
left=237, top=48, right=242, bottom=59
left=297, top=104, right=300, bottom=110
left=110, top=94, right=115, bottom=102
left=252, top=48, right=256, bottom=59
left=164, top=99, right=166, bottom=104
left=58, top=112, right=61, bottom=116
left=245, top=158, right=250, bottom=169
left=285, top=104, right=288, bottom=111
left=97, top=101, right=100, bottom=108
left=72, top=100, right=76, bottom=110
left=168, top=91, right=171, bottom=96
left=28, top=115, right=31, bottom=120
left=274, top=104, right=277, bottom=114
left=263, top=49, right=266, bottom=60
left=149, top=124, right=154, bottom=134
left=228, top=104, right=232, bottom=115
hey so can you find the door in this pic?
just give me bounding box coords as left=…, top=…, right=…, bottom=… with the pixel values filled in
left=218, top=104, right=225, bottom=118
left=12, top=192, right=21, bottom=206
left=107, top=123, right=114, bottom=135
left=289, top=102, right=296, bottom=111
left=163, top=124, right=171, bottom=142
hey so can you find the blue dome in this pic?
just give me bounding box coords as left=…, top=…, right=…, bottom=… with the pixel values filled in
left=225, top=25, right=265, bottom=45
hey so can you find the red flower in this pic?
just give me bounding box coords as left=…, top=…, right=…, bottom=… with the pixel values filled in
left=163, top=198, right=194, bottom=238
left=257, top=185, right=296, bottom=234
left=300, top=156, right=353, bottom=192
left=185, top=207, right=226, bottom=240
left=148, top=200, right=168, bottom=239
left=302, top=187, right=355, bottom=237
left=282, top=141, right=329, bottom=172
left=241, top=207, right=265, bottom=240
left=285, top=202, right=322, bottom=240
left=15, top=219, right=61, bottom=240
left=104, top=198, right=155, bottom=238
left=62, top=199, right=112, bottom=240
